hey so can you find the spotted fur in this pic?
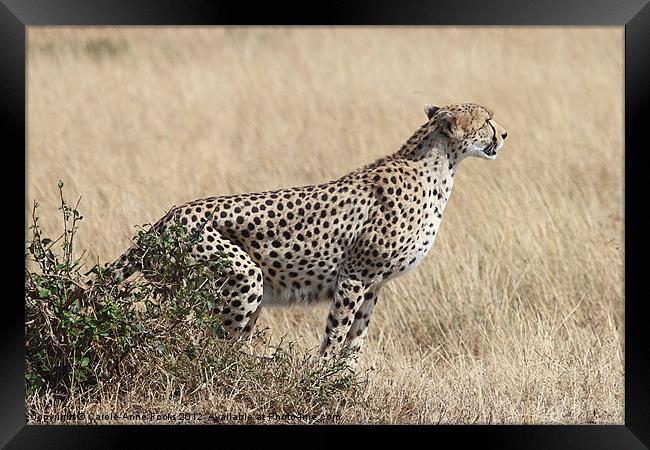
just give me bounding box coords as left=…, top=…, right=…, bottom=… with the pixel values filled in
left=105, top=102, right=508, bottom=369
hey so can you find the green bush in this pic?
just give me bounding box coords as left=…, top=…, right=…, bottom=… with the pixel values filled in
left=25, top=181, right=229, bottom=395
left=25, top=182, right=362, bottom=423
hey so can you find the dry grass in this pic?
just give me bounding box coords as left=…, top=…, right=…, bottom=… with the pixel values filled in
left=26, top=27, right=624, bottom=424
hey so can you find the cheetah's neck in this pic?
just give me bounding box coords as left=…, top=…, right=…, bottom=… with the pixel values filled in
left=352, top=122, right=459, bottom=197
left=392, top=123, right=461, bottom=181
left=394, top=124, right=461, bottom=173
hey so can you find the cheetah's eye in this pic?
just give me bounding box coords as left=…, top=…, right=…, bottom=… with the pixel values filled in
left=485, top=120, right=497, bottom=136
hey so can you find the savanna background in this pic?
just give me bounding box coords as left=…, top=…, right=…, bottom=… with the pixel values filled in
left=26, top=27, right=624, bottom=424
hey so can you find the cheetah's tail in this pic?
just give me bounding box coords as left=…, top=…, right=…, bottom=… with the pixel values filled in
left=66, top=246, right=142, bottom=304
left=77, top=245, right=143, bottom=291
left=107, top=245, right=144, bottom=283
left=74, top=208, right=177, bottom=298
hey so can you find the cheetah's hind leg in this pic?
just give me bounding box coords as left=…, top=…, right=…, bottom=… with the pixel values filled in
left=190, top=233, right=264, bottom=342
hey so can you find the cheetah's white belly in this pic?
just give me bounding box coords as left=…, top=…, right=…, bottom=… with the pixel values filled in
left=261, top=282, right=336, bottom=307
left=403, top=240, right=435, bottom=274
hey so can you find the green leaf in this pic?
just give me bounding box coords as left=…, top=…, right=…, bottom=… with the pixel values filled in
left=80, top=357, right=90, bottom=367
left=37, top=287, right=50, bottom=298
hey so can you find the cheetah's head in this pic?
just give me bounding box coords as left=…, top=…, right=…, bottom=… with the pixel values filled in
left=424, top=103, right=508, bottom=161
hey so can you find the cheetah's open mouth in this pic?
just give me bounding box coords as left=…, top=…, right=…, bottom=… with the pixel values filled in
left=482, top=142, right=498, bottom=158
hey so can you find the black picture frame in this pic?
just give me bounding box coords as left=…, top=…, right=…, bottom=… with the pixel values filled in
left=5, top=0, right=649, bottom=447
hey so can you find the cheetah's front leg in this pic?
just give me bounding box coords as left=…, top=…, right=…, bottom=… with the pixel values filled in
left=342, top=288, right=380, bottom=370
left=319, top=276, right=367, bottom=362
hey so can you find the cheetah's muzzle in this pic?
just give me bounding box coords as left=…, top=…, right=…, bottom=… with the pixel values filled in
left=483, top=142, right=498, bottom=158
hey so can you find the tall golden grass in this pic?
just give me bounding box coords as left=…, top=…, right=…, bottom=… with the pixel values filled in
left=26, top=27, right=624, bottom=424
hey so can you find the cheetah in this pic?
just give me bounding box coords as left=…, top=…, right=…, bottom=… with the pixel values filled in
left=104, top=102, right=507, bottom=369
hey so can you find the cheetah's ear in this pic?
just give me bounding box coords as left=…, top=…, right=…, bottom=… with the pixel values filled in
left=436, top=110, right=458, bottom=138
left=424, top=104, right=439, bottom=119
